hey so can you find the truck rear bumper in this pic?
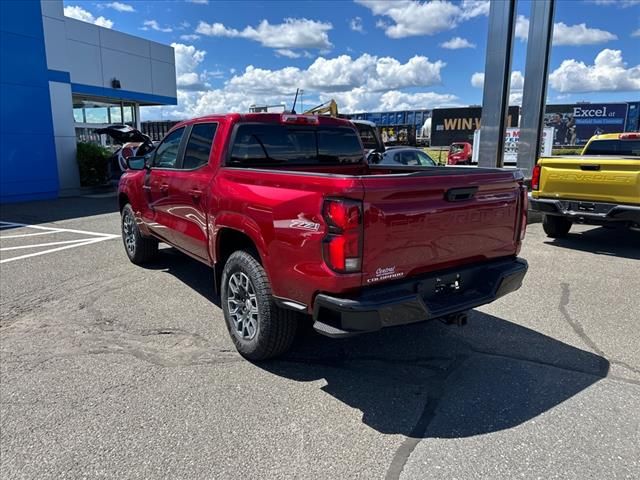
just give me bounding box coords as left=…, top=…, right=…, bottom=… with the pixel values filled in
left=311, top=257, right=528, bottom=338
left=529, top=196, right=640, bottom=225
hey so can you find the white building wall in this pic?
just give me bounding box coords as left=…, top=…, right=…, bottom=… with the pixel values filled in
left=40, top=0, right=176, bottom=193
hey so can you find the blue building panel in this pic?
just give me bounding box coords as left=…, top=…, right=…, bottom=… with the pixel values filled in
left=71, top=83, right=178, bottom=106
left=0, top=0, right=58, bottom=203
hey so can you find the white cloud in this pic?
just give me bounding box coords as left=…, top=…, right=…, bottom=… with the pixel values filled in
left=377, top=91, right=459, bottom=110
left=459, top=0, right=490, bottom=19
left=515, top=15, right=529, bottom=40
left=143, top=20, right=173, bottom=33
left=549, top=49, right=640, bottom=93
left=553, top=21, right=617, bottom=45
left=143, top=51, right=453, bottom=119
left=187, top=0, right=209, bottom=4
left=470, top=71, right=523, bottom=89
left=105, top=2, right=134, bottom=12
left=276, top=49, right=302, bottom=59
left=440, top=36, right=475, bottom=49
left=355, top=0, right=488, bottom=38
left=64, top=5, right=113, bottom=28
left=180, top=34, right=201, bottom=41
left=592, top=0, right=640, bottom=6
left=470, top=72, right=484, bottom=88
left=515, top=15, right=617, bottom=46
left=470, top=71, right=524, bottom=105
left=94, top=16, right=114, bottom=29
left=350, top=17, right=365, bottom=33
left=196, top=18, right=333, bottom=50
left=172, top=42, right=209, bottom=90
left=632, top=28, right=640, bottom=37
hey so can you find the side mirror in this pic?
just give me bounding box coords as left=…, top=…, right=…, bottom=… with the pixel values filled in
left=367, top=151, right=383, bottom=164
left=127, top=156, right=147, bottom=170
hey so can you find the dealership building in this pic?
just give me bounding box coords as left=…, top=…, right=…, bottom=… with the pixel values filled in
left=0, top=0, right=177, bottom=203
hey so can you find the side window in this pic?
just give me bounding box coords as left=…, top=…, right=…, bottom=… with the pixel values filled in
left=153, top=127, right=185, bottom=168
left=183, top=123, right=218, bottom=169
left=400, top=151, right=419, bottom=165
left=417, top=151, right=436, bottom=166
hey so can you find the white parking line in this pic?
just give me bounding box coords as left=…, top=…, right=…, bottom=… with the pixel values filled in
left=0, top=238, right=114, bottom=264
left=0, top=238, right=93, bottom=251
left=0, top=230, right=66, bottom=239
left=0, top=221, right=120, bottom=264
left=0, top=221, right=118, bottom=238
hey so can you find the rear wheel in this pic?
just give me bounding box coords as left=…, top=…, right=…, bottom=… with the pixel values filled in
left=543, top=215, right=572, bottom=238
left=121, top=204, right=158, bottom=264
left=221, top=250, right=297, bottom=361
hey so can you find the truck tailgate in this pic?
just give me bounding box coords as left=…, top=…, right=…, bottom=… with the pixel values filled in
left=538, top=157, right=640, bottom=204
left=359, top=169, right=524, bottom=285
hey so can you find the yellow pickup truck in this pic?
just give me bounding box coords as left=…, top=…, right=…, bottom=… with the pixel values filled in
left=529, top=132, right=640, bottom=237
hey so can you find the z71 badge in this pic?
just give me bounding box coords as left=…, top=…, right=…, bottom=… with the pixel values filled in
left=289, top=219, right=320, bottom=231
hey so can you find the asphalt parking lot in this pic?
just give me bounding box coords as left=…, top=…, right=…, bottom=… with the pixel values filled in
left=1, top=197, right=639, bottom=480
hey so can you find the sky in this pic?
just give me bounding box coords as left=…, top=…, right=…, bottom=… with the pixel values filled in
left=62, top=0, right=640, bottom=121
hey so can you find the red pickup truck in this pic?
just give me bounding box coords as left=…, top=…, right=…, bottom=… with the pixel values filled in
left=119, top=113, right=528, bottom=360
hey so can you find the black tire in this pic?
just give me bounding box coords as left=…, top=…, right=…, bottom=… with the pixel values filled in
left=543, top=214, right=572, bottom=238
left=221, top=250, right=297, bottom=361
left=121, top=204, right=158, bottom=264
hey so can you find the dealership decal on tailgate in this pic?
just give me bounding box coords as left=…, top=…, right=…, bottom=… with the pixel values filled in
left=367, top=266, right=405, bottom=283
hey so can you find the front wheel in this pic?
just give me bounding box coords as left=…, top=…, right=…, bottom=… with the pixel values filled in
left=221, top=250, right=297, bottom=361
left=121, top=204, right=158, bottom=264
left=543, top=214, right=572, bottom=238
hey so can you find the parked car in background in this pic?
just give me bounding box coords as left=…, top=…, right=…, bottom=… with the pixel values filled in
left=530, top=132, right=640, bottom=237
left=447, top=142, right=473, bottom=165
left=374, top=147, right=438, bottom=167
left=119, top=113, right=528, bottom=360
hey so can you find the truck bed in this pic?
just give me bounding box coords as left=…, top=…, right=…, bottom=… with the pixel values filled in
left=217, top=164, right=526, bottom=304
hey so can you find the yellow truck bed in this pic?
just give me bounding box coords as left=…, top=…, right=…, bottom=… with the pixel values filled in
left=531, top=156, right=640, bottom=205
left=529, top=133, right=640, bottom=237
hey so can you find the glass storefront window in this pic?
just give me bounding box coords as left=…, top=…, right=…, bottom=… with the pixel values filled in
left=123, top=105, right=134, bottom=123
left=109, top=106, right=122, bottom=123
left=73, top=108, right=85, bottom=123
left=84, top=106, right=109, bottom=124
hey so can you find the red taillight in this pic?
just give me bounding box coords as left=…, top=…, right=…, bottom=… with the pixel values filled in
left=620, top=132, right=640, bottom=140
left=281, top=114, right=319, bottom=125
left=531, top=164, right=541, bottom=191
left=323, top=199, right=362, bottom=273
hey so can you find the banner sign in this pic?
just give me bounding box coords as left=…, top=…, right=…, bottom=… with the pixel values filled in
left=543, top=103, right=628, bottom=146
left=472, top=127, right=554, bottom=165
left=431, top=106, right=520, bottom=147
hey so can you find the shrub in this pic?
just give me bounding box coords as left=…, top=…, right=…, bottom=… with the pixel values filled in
left=552, top=147, right=583, bottom=156
left=77, top=142, right=110, bottom=186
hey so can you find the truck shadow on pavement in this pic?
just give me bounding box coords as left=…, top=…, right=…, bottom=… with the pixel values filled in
left=544, top=226, right=639, bottom=260
left=0, top=196, right=118, bottom=225
left=261, top=312, right=609, bottom=439
left=145, top=247, right=610, bottom=439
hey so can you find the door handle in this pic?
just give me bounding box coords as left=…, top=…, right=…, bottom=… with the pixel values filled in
left=160, top=183, right=169, bottom=194
left=188, top=189, right=202, bottom=201
left=580, top=164, right=600, bottom=171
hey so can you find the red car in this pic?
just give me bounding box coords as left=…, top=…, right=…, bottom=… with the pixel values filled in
left=447, top=142, right=473, bottom=165
left=119, top=113, right=528, bottom=360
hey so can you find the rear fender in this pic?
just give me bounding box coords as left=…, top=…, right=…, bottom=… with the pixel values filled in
left=212, top=212, right=271, bottom=276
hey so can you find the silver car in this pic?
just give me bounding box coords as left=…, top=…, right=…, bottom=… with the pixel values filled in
left=376, top=147, right=438, bottom=167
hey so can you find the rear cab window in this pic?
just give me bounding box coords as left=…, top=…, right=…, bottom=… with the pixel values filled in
left=183, top=123, right=218, bottom=169
left=583, top=139, right=640, bottom=156
left=228, top=123, right=364, bottom=167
